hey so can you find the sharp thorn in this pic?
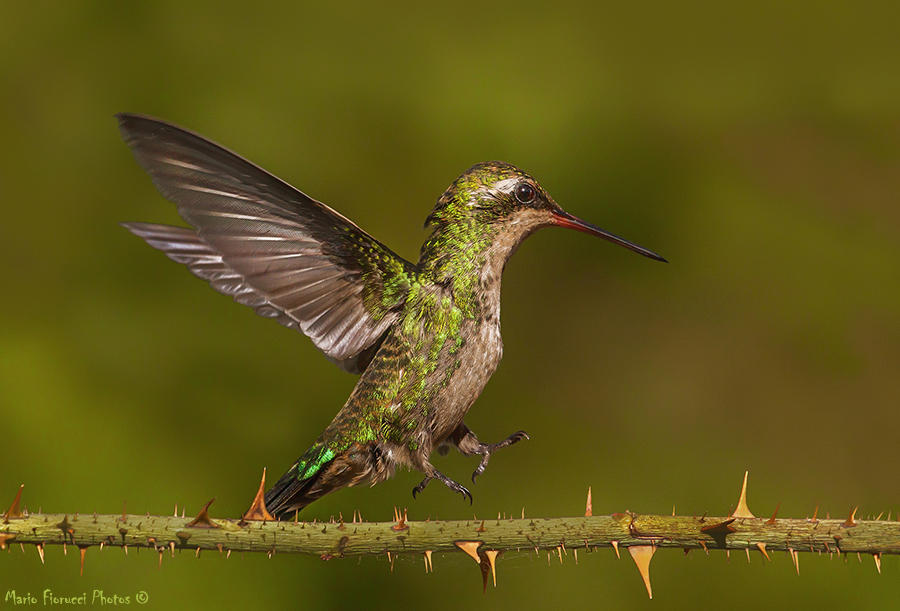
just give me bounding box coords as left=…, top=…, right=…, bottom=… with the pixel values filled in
left=0, top=533, right=15, bottom=551
left=629, top=545, right=657, bottom=599
left=485, top=550, right=500, bottom=587
left=730, top=471, right=755, bottom=518
left=2, top=485, right=25, bottom=523
left=186, top=497, right=220, bottom=529
left=241, top=468, right=275, bottom=522
left=841, top=506, right=858, bottom=529
left=455, top=541, right=482, bottom=564
left=788, top=548, right=799, bottom=575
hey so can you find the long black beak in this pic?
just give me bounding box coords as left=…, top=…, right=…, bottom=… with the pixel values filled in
left=551, top=209, right=667, bottom=262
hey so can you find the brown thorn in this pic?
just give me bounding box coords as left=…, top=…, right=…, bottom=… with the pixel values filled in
left=480, top=554, right=491, bottom=593
left=36, top=543, right=45, bottom=564
left=700, top=518, right=736, bottom=535
left=241, top=468, right=275, bottom=523
left=699, top=540, right=709, bottom=555
left=169, top=541, right=175, bottom=558
left=585, top=486, right=592, bottom=517
left=574, top=548, right=578, bottom=564
left=123, top=545, right=128, bottom=556
left=745, top=548, right=751, bottom=563
left=226, top=550, right=232, bottom=560
left=788, top=548, right=799, bottom=575
left=186, top=497, right=220, bottom=529
left=119, top=501, right=127, bottom=522
left=756, top=542, right=771, bottom=562
left=195, top=547, right=201, bottom=558
left=455, top=540, right=482, bottom=564
left=392, top=507, right=409, bottom=531
left=730, top=471, right=755, bottom=518
left=808, top=504, right=819, bottom=524
left=79, top=546, right=88, bottom=576
left=0, top=533, right=15, bottom=550
left=158, top=548, right=164, bottom=570
left=174, top=503, right=178, bottom=517
left=485, top=550, right=500, bottom=587
left=557, top=546, right=563, bottom=564
left=874, top=553, right=882, bottom=574
left=2, top=485, right=25, bottom=523
left=475, top=520, right=486, bottom=533
left=629, top=545, right=657, bottom=599
left=841, top=506, right=858, bottom=529
left=216, top=543, right=224, bottom=556
left=766, top=502, right=781, bottom=525
left=611, top=540, right=620, bottom=559
left=876, top=510, right=884, bottom=521
left=423, top=550, right=433, bottom=573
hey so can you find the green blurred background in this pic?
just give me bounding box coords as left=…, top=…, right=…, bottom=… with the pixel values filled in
left=2, top=1, right=899, bottom=609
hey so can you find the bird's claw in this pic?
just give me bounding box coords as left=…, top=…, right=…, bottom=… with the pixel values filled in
left=470, top=430, right=529, bottom=483
left=413, top=473, right=473, bottom=505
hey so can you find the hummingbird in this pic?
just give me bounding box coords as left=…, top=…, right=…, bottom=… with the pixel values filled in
left=118, top=113, right=665, bottom=519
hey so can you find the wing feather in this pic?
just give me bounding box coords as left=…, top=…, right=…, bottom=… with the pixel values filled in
left=119, top=114, right=416, bottom=374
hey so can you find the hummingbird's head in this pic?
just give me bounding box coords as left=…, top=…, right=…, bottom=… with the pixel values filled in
left=424, top=161, right=666, bottom=262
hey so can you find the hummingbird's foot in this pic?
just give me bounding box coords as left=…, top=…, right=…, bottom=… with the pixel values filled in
left=471, top=430, right=529, bottom=483
left=412, top=470, right=473, bottom=504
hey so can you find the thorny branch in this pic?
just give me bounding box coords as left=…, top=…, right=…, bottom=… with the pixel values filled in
left=2, top=474, right=899, bottom=597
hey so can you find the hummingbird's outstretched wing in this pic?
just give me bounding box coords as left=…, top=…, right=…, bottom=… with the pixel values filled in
left=118, top=113, right=415, bottom=374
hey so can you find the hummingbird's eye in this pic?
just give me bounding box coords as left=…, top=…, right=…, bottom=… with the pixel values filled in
left=514, top=182, right=536, bottom=204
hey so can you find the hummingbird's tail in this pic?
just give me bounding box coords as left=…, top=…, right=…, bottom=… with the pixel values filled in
left=264, top=442, right=381, bottom=520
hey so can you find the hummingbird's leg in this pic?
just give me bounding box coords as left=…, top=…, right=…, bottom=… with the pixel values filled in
left=449, top=424, right=529, bottom=483
left=412, top=464, right=473, bottom=504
